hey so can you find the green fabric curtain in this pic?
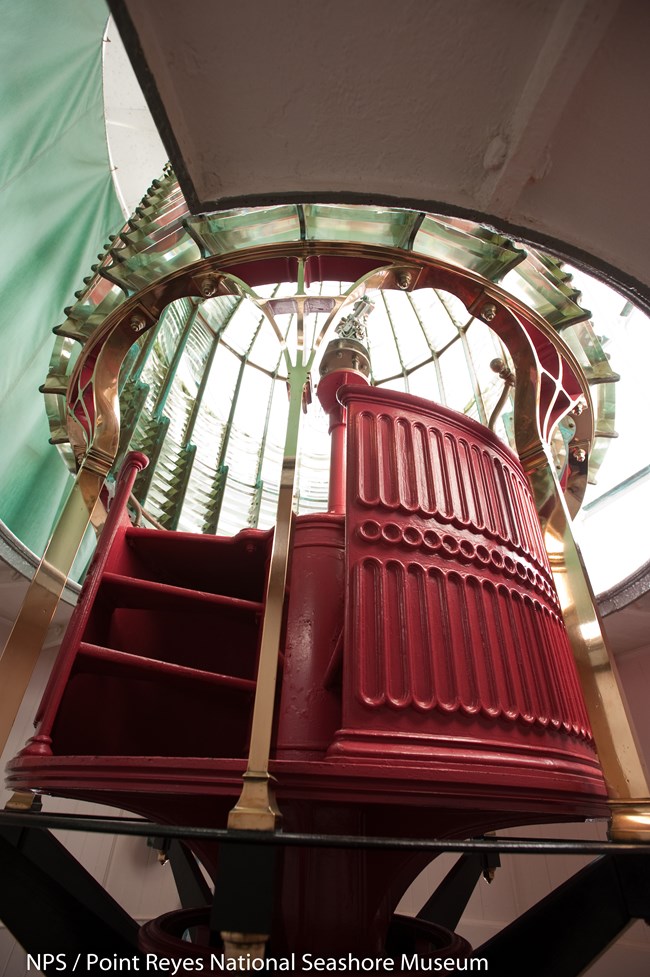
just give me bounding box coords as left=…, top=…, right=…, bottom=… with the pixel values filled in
left=0, top=0, right=123, bottom=554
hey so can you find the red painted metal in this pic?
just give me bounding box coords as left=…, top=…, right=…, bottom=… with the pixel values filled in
left=7, top=393, right=608, bottom=958
left=26, top=452, right=149, bottom=755
left=316, top=368, right=369, bottom=514
left=138, top=905, right=473, bottom=972
left=328, top=384, right=601, bottom=800
left=276, top=513, right=345, bottom=759
left=19, top=454, right=273, bottom=762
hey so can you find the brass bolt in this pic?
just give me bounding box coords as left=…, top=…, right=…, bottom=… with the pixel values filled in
left=199, top=275, right=219, bottom=298
left=129, top=314, right=146, bottom=333
left=396, top=271, right=413, bottom=290
left=481, top=303, right=498, bottom=322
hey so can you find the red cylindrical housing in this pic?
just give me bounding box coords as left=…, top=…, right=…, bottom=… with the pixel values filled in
left=325, top=385, right=604, bottom=804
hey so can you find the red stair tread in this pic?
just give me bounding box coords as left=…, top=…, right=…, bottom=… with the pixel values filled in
left=77, top=642, right=256, bottom=691
left=98, top=571, right=264, bottom=615
left=121, top=525, right=271, bottom=602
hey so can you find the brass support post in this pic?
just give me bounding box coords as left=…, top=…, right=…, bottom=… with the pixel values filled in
left=221, top=361, right=307, bottom=961
left=220, top=934, right=268, bottom=967
left=228, top=362, right=308, bottom=832
left=488, top=284, right=650, bottom=844
left=221, top=282, right=376, bottom=956
left=0, top=464, right=106, bottom=754
left=4, top=791, right=40, bottom=811
left=526, top=455, right=650, bottom=842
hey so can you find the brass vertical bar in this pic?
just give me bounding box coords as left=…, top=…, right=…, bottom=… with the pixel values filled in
left=228, top=363, right=308, bottom=831
left=227, top=278, right=382, bottom=831
left=0, top=462, right=106, bottom=753
left=525, top=450, right=650, bottom=842
left=476, top=286, right=650, bottom=844
left=296, top=259, right=305, bottom=365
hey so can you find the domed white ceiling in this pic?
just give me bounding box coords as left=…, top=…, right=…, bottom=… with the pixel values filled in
left=107, top=0, right=650, bottom=309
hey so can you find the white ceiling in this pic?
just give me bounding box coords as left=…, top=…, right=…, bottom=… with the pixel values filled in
left=103, top=16, right=167, bottom=216
left=109, top=0, right=650, bottom=307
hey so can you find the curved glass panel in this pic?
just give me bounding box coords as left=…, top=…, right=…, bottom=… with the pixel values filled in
left=121, top=284, right=519, bottom=537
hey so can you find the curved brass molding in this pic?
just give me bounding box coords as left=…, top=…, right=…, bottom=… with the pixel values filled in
left=63, top=242, right=592, bottom=479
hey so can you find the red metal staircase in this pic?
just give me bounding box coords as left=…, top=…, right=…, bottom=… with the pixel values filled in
left=25, top=454, right=272, bottom=765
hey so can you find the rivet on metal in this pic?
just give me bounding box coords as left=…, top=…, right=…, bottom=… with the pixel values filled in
left=129, top=314, right=147, bottom=333
left=481, top=303, right=498, bottom=322
left=199, top=276, right=219, bottom=298
left=571, top=447, right=587, bottom=463
left=396, top=272, right=413, bottom=290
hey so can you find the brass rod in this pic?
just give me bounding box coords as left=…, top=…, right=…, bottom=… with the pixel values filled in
left=228, top=364, right=308, bottom=831
left=0, top=465, right=105, bottom=753
left=525, top=442, right=650, bottom=842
